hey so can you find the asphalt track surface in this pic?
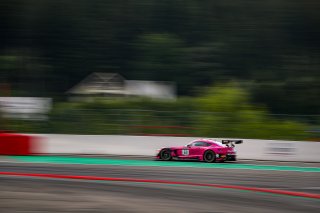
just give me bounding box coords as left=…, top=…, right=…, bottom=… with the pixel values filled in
left=0, top=156, right=319, bottom=213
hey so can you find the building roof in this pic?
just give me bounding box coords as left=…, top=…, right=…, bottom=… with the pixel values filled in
left=67, top=72, right=176, bottom=99
left=67, top=72, right=125, bottom=95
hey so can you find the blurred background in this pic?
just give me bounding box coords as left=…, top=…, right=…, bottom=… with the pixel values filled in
left=1, top=0, right=320, bottom=140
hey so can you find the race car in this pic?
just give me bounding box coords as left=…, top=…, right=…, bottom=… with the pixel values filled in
left=156, top=138, right=242, bottom=163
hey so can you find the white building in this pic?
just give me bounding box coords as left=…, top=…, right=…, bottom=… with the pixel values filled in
left=67, top=72, right=176, bottom=100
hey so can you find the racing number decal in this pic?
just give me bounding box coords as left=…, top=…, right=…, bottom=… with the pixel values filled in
left=182, top=149, right=189, bottom=156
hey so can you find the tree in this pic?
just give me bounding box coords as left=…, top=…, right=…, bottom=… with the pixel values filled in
left=194, top=83, right=308, bottom=139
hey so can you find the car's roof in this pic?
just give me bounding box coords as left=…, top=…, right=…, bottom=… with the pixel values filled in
left=190, top=138, right=224, bottom=146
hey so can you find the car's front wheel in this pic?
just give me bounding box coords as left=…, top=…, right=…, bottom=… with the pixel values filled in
left=203, top=150, right=216, bottom=163
left=160, top=149, right=172, bottom=161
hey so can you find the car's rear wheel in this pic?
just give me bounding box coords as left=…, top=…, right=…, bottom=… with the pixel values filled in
left=203, top=150, right=216, bottom=163
left=229, top=156, right=237, bottom=161
left=160, top=149, right=172, bottom=161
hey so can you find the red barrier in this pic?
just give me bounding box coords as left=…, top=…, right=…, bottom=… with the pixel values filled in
left=0, top=132, right=35, bottom=155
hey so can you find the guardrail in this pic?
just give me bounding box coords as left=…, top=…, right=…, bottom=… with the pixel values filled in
left=30, top=134, right=320, bottom=162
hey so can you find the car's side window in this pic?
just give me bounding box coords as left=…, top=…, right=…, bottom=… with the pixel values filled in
left=191, top=142, right=199, bottom=146
left=192, top=141, right=208, bottom=147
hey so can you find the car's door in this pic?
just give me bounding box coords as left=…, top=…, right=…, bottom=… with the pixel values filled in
left=180, top=147, right=190, bottom=157
left=189, top=141, right=209, bottom=156
left=179, top=143, right=196, bottom=158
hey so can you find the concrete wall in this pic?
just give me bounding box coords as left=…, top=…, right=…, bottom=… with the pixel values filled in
left=36, top=134, right=320, bottom=162
left=34, top=134, right=320, bottom=162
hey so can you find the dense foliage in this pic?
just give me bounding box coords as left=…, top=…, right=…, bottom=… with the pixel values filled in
left=7, top=84, right=310, bottom=140
left=1, top=0, right=320, bottom=115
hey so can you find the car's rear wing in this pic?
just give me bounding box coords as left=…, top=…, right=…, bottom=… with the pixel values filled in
left=222, top=140, right=243, bottom=146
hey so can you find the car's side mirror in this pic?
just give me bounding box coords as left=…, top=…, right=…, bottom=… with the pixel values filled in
left=187, top=145, right=191, bottom=148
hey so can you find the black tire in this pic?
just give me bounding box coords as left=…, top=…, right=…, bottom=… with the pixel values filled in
left=229, top=156, right=237, bottom=161
left=160, top=149, right=172, bottom=161
left=203, top=150, right=216, bottom=163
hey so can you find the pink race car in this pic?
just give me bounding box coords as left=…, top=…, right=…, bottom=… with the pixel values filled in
left=156, top=139, right=243, bottom=163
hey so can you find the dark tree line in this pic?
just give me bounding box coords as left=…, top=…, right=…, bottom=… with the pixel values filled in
left=1, top=0, right=320, bottom=114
